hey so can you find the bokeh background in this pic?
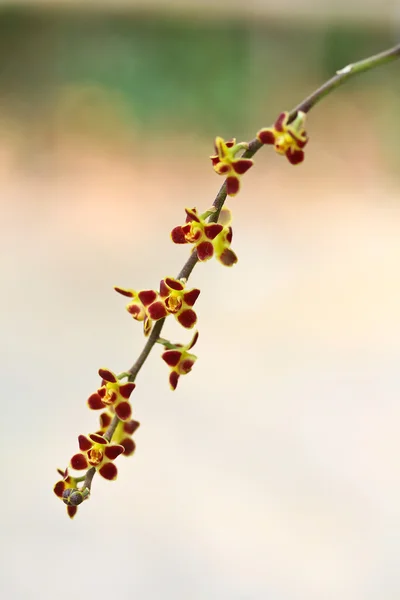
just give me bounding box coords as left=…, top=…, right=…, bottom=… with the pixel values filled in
left=1, top=1, right=400, bottom=599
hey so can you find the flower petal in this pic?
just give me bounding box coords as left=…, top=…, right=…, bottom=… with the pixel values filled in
left=138, top=290, right=158, bottom=306
left=78, top=435, right=93, bottom=451
left=285, top=148, right=304, bottom=165
left=226, top=176, right=240, bottom=197
left=183, top=288, right=200, bottom=307
left=89, top=433, right=108, bottom=445
left=98, top=462, right=118, bottom=480
left=204, top=223, right=223, bottom=240
left=119, top=382, right=136, bottom=399
left=232, top=158, right=253, bottom=175
left=87, top=393, right=106, bottom=410
left=171, top=226, right=187, bottom=244
left=177, top=309, right=197, bottom=329
left=114, top=287, right=134, bottom=297
left=121, top=438, right=136, bottom=456
left=257, top=128, right=276, bottom=145
left=162, top=350, right=182, bottom=367
left=196, top=241, right=214, bottom=261
left=169, top=371, right=179, bottom=390
left=104, top=444, right=125, bottom=460
left=98, top=369, right=117, bottom=383
left=70, top=453, right=88, bottom=470
left=115, top=401, right=132, bottom=421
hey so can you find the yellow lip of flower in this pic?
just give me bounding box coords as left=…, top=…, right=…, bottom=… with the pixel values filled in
left=257, top=111, right=308, bottom=165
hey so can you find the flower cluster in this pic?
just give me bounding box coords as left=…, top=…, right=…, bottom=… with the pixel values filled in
left=171, top=207, right=237, bottom=266
left=115, top=277, right=200, bottom=332
left=56, top=107, right=303, bottom=518
left=210, top=137, right=253, bottom=196
left=257, top=111, right=308, bottom=164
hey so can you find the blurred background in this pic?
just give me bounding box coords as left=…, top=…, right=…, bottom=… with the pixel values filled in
left=1, top=1, right=400, bottom=599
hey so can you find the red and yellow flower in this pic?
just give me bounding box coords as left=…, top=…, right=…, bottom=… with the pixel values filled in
left=157, top=277, right=200, bottom=329
left=87, top=368, right=135, bottom=422
left=210, top=137, right=253, bottom=196
left=257, top=111, right=308, bottom=165
left=70, top=433, right=125, bottom=480
left=161, top=331, right=198, bottom=390
left=171, top=207, right=237, bottom=266
left=114, top=287, right=161, bottom=336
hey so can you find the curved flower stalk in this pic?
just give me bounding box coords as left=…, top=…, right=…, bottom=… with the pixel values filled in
left=54, top=42, right=400, bottom=518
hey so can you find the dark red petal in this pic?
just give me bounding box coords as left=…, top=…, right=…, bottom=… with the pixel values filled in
left=98, top=368, right=117, bottom=383
left=274, top=112, right=287, bottom=132
left=183, top=288, right=200, bottom=307
left=98, top=387, right=107, bottom=399
left=162, top=350, right=182, bottom=367
left=286, top=148, right=304, bottom=165
left=232, top=158, right=253, bottom=175
left=147, top=301, right=168, bottom=320
left=87, top=393, right=106, bottom=410
left=185, top=208, right=200, bottom=223
left=217, top=163, right=230, bottom=174
left=121, top=438, right=136, bottom=456
left=225, top=139, right=235, bottom=148
left=99, top=462, right=118, bottom=480
left=164, top=277, right=184, bottom=291
left=119, top=382, right=136, bottom=399
left=188, top=331, right=199, bottom=350
left=104, top=444, right=124, bottom=460
left=179, top=358, right=195, bottom=374
left=54, top=481, right=66, bottom=497
left=127, top=304, right=141, bottom=318
left=177, top=309, right=197, bottom=329
left=226, top=176, right=240, bottom=197
left=159, top=280, right=168, bottom=297
left=169, top=371, right=179, bottom=390
left=56, top=468, right=66, bottom=478
left=114, top=287, right=133, bottom=298
left=138, top=289, right=157, bottom=306
left=204, top=223, right=223, bottom=240
left=89, top=433, right=107, bottom=445
left=196, top=241, right=214, bottom=261
left=225, top=226, right=233, bottom=244
left=218, top=248, right=238, bottom=267
left=115, top=401, right=132, bottom=421
left=124, top=420, right=140, bottom=435
left=210, top=155, right=220, bottom=166
left=78, top=435, right=92, bottom=451
left=171, top=226, right=187, bottom=244
left=99, top=412, right=112, bottom=429
left=70, top=453, right=88, bottom=470
left=257, top=129, right=275, bottom=145
left=67, top=505, right=78, bottom=519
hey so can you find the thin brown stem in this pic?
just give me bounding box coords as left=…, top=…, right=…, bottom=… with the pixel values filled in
left=80, top=41, right=400, bottom=490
